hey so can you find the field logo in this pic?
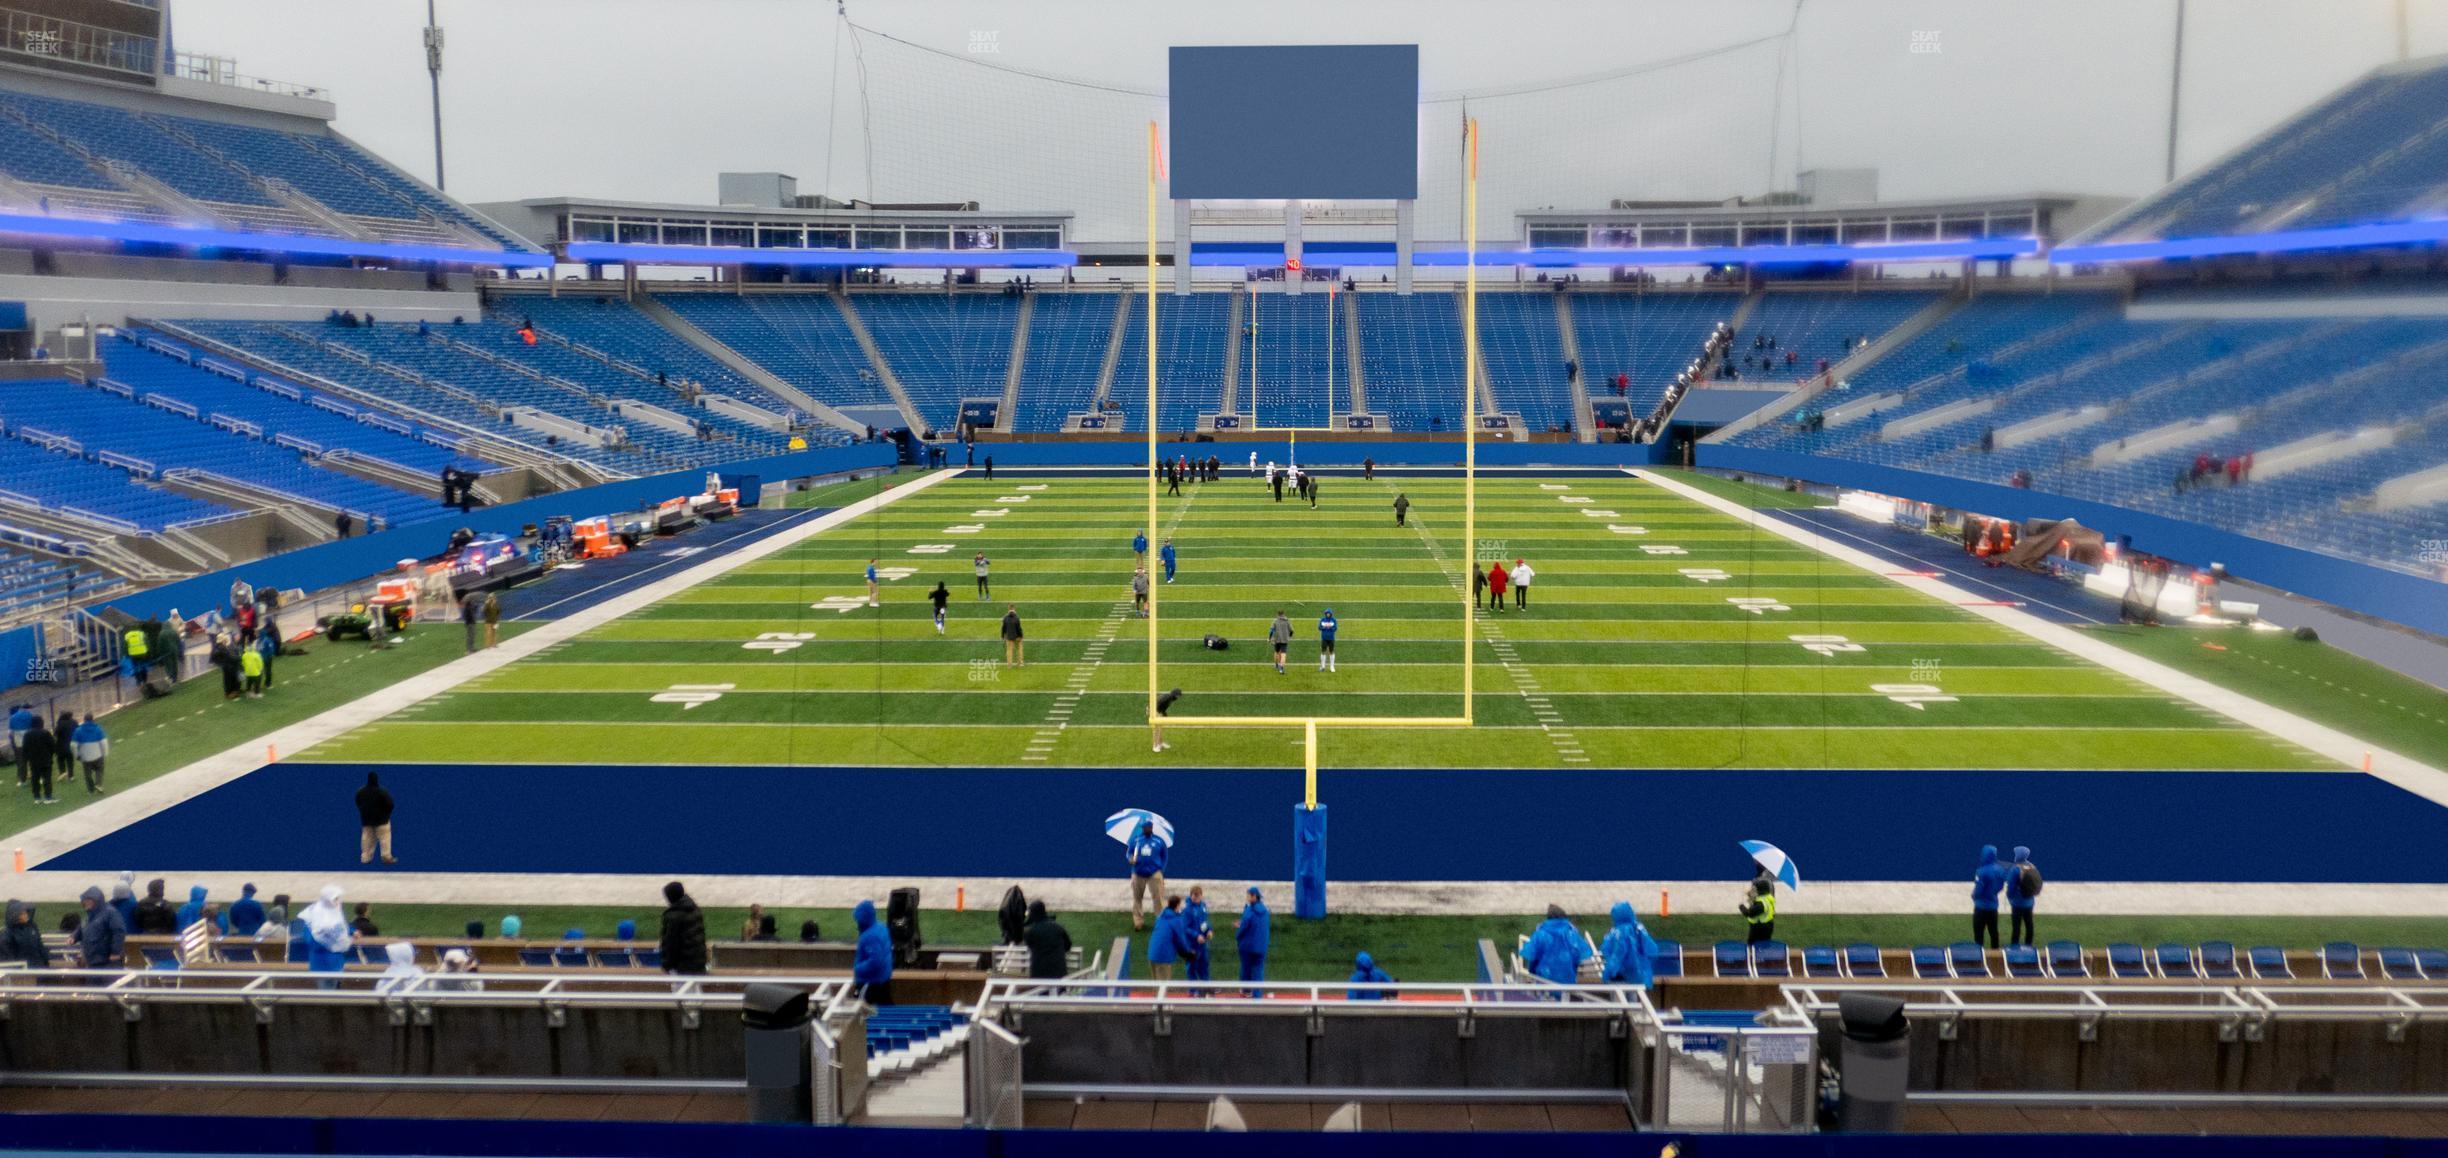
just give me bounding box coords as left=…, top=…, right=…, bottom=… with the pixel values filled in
left=1910, top=29, right=1941, bottom=54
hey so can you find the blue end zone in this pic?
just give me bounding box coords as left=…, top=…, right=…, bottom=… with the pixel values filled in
left=41, top=762, right=2445, bottom=884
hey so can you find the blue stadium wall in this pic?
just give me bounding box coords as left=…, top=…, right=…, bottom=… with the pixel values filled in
left=92, top=443, right=897, bottom=623
left=1700, top=445, right=2448, bottom=640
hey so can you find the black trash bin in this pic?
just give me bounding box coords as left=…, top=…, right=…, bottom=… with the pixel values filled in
left=1836, top=991, right=1910, bottom=1132
left=740, top=983, right=816, bottom=1124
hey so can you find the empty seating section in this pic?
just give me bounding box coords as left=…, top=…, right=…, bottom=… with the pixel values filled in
left=494, top=296, right=810, bottom=422
left=1477, top=292, right=1569, bottom=431
left=1114, top=291, right=1230, bottom=432
left=104, top=330, right=494, bottom=476
left=0, top=379, right=451, bottom=527
left=0, top=427, right=228, bottom=530
left=0, top=550, right=120, bottom=619
left=2092, top=61, right=2448, bottom=243
left=1243, top=293, right=1336, bottom=429
left=1726, top=288, right=2448, bottom=573
left=446, top=319, right=792, bottom=458
left=1354, top=294, right=1465, bottom=430
left=1735, top=291, right=1942, bottom=383
left=0, top=91, right=275, bottom=207
left=168, top=117, right=412, bottom=220
left=855, top=294, right=1018, bottom=431
left=1571, top=293, right=1741, bottom=418
left=0, top=101, right=111, bottom=189
left=655, top=294, right=896, bottom=412
left=1012, top=292, right=1123, bottom=431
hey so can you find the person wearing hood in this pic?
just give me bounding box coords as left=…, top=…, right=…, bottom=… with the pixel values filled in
left=108, top=873, right=137, bottom=925
left=50, top=711, right=73, bottom=792
left=1022, top=900, right=1071, bottom=979
left=1971, top=843, right=2013, bottom=950
left=262, top=893, right=290, bottom=934
left=1182, top=886, right=1213, bottom=983
left=7, top=703, right=30, bottom=786
left=500, top=914, right=523, bottom=939
left=1521, top=905, right=1592, bottom=986
left=1125, top=820, right=1168, bottom=931
left=656, top=883, right=706, bottom=975
left=20, top=715, right=54, bottom=805
left=435, top=948, right=482, bottom=993
left=302, top=886, right=353, bottom=985
left=76, top=886, right=125, bottom=968
left=70, top=715, right=105, bottom=794
left=4, top=899, right=49, bottom=968
left=1599, top=902, right=1661, bottom=988
left=176, top=885, right=227, bottom=934
left=852, top=899, right=894, bottom=1005
left=1235, top=887, right=1271, bottom=993
left=1347, top=951, right=1394, bottom=1001
left=615, top=919, right=637, bottom=942
left=1146, top=894, right=1188, bottom=981
left=2006, top=846, right=2041, bottom=947
left=376, top=941, right=425, bottom=994
left=132, top=878, right=176, bottom=934
left=799, top=920, right=822, bottom=944
left=1740, top=878, right=1777, bottom=944
left=228, top=884, right=266, bottom=936
left=356, top=772, right=395, bottom=865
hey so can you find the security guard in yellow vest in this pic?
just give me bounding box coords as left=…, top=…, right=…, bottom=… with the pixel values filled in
left=123, top=627, right=149, bottom=672
left=1740, top=879, right=1777, bottom=944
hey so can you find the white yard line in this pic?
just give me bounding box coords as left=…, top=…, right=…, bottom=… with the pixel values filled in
left=1633, top=467, right=2448, bottom=804
left=7, top=468, right=964, bottom=867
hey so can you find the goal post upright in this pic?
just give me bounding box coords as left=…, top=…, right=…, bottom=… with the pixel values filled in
left=1146, top=119, right=1162, bottom=727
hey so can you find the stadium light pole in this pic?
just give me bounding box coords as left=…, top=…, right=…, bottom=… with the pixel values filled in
left=424, top=0, right=446, bottom=190
left=2164, top=0, right=2184, bottom=185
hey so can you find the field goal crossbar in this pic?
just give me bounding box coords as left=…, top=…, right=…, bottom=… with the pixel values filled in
left=1140, top=119, right=1486, bottom=809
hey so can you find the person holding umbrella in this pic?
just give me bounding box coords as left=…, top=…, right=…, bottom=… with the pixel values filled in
left=1740, top=840, right=1798, bottom=945
left=1739, top=879, right=1777, bottom=944
left=1122, top=817, right=1170, bottom=930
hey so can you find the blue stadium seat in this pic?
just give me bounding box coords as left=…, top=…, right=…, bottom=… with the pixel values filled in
left=517, top=948, right=555, bottom=967
left=2002, top=945, right=2044, bottom=979
left=2198, top=941, right=2241, bottom=980
left=218, top=943, right=258, bottom=964
left=140, top=945, right=181, bottom=969
left=2323, top=942, right=2366, bottom=980
left=1751, top=940, right=1791, bottom=979
left=1910, top=946, right=1948, bottom=979
left=2248, top=946, right=2294, bottom=980
left=637, top=949, right=663, bottom=969
left=1801, top=945, right=1841, bottom=979
left=2155, top=944, right=2197, bottom=980
left=1649, top=941, right=1683, bottom=979
left=2045, top=941, right=2088, bottom=979
left=1843, top=943, right=1885, bottom=978
left=1712, top=940, right=1750, bottom=979
left=1947, top=942, right=1990, bottom=979
left=2106, top=943, right=2151, bottom=980
left=2377, top=947, right=2423, bottom=982
left=2420, top=949, right=2448, bottom=981
left=597, top=949, right=634, bottom=968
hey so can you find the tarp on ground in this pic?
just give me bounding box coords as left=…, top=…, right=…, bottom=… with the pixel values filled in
left=2005, top=517, right=2105, bottom=570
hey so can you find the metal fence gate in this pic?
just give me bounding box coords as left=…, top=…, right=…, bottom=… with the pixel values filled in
left=1646, top=1024, right=1817, bottom=1134
left=965, top=1018, right=1024, bottom=1129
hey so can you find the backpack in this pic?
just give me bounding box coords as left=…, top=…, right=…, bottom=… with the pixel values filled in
left=2017, top=863, right=2043, bottom=899
left=1202, top=634, right=1229, bottom=651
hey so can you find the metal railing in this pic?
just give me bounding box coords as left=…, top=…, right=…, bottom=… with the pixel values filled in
left=1649, top=1019, right=1819, bottom=1134
left=168, top=52, right=329, bottom=101
left=977, top=975, right=1653, bottom=1014
left=0, top=966, right=856, bottom=1016
left=1784, top=980, right=2448, bottom=1043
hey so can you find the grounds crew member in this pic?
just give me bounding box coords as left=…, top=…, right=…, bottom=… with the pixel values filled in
left=1740, top=878, right=1777, bottom=944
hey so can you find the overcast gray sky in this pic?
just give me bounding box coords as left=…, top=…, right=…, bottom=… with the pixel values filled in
left=172, top=0, right=2442, bottom=231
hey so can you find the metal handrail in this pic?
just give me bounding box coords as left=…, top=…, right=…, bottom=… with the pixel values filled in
left=0, top=967, right=856, bottom=1012
left=1783, top=981, right=2448, bottom=1022
left=978, top=976, right=1655, bottom=1017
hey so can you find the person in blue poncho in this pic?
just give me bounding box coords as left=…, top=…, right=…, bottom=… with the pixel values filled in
left=1520, top=905, right=1591, bottom=986
left=1348, top=951, right=1394, bottom=1000
left=853, top=899, right=894, bottom=1006
left=175, top=885, right=227, bottom=935
left=1971, top=844, right=2012, bottom=949
left=1159, top=538, right=1177, bottom=584
left=2005, top=845, right=2040, bottom=947
left=1598, top=901, right=1660, bottom=988
left=228, top=883, right=266, bottom=937
left=1182, top=886, right=1212, bottom=982
left=1131, top=530, right=1147, bottom=566
left=1236, top=887, right=1270, bottom=994
left=1147, top=894, right=1191, bottom=981
left=1126, top=821, right=1168, bottom=930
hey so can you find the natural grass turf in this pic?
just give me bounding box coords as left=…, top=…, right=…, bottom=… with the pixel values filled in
left=302, top=473, right=2324, bottom=771
left=2085, top=622, right=2448, bottom=770
left=0, top=624, right=529, bottom=844
left=1648, top=467, right=1834, bottom=510
left=337, top=902, right=2448, bottom=983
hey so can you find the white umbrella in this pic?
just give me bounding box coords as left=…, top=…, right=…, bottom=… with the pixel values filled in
left=1741, top=840, right=1801, bottom=890
left=1105, top=808, right=1175, bottom=847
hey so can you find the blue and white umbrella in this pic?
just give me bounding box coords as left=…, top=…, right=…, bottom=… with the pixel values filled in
left=1741, top=840, right=1802, bottom=890
left=1105, top=808, right=1175, bottom=848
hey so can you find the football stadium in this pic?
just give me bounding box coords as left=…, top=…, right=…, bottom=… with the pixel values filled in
left=0, top=0, right=2446, bottom=1151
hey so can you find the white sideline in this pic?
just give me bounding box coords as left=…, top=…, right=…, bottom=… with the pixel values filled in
left=7, top=468, right=962, bottom=869
left=1631, top=467, right=2448, bottom=806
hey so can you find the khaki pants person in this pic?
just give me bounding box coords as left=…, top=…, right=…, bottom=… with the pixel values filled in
left=1150, top=962, right=1174, bottom=981
left=360, top=823, right=393, bottom=864
left=1130, top=871, right=1166, bottom=928
left=1005, top=638, right=1024, bottom=666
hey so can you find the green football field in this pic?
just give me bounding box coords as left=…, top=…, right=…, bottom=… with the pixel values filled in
left=300, top=469, right=2334, bottom=771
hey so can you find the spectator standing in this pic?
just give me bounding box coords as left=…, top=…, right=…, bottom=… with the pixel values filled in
left=1236, top=887, right=1270, bottom=992
left=133, top=879, right=175, bottom=934
left=356, top=772, right=396, bottom=865
left=929, top=581, right=950, bottom=634
left=1126, top=821, right=1168, bottom=930
left=210, top=633, right=242, bottom=700
left=2006, top=845, right=2041, bottom=946
left=1512, top=558, right=1535, bottom=609
left=1487, top=560, right=1510, bottom=613
left=1472, top=563, right=1487, bottom=608
left=852, top=899, right=894, bottom=1005
left=3, top=899, right=47, bottom=968
left=1131, top=568, right=1149, bottom=617
left=1742, top=881, right=1782, bottom=945
left=657, top=881, right=708, bottom=975
left=1347, top=951, right=1393, bottom=1000
left=865, top=558, right=880, bottom=607
left=973, top=552, right=991, bottom=599
left=1393, top=493, right=1410, bottom=526
left=378, top=941, right=426, bottom=993
left=1521, top=905, right=1591, bottom=985
left=350, top=902, right=379, bottom=937
left=20, top=715, right=54, bottom=805
left=1000, top=604, right=1025, bottom=667
left=1147, top=894, right=1189, bottom=981
left=75, top=886, right=124, bottom=968
left=1183, top=885, right=1213, bottom=983
left=335, top=511, right=353, bottom=539
left=1971, top=844, right=2011, bottom=949
left=176, top=886, right=224, bottom=933
left=1160, top=538, right=1176, bottom=584
left=48, top=710, right=72, bottom=790
left=461, top=589, right=483, bottom=654
left=739, top=903, right=766, bottom=941
left=1023, top=900, right=1072, bottom=979
left=483, top=592, right=502, bottom=648
left=1268, top=610, right=1293, bottom=674
left=303, top=886, right=352, bottom=984
left=239, top=644, right=265, bottom=699
left=71, top=715, right=105, bottom=795
left=1317, top=607, right=1339, bottom=673
left=228, top=884, right=266, bottom=936
left=8, top=703, right=31, bottom=786
left=1599, top=901, right=1660, bottom=987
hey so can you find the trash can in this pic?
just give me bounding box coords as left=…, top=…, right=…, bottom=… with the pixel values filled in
left=741, top=983, right=815, bottom=1124
left=1835, top=991, right=1910, bottom=1132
